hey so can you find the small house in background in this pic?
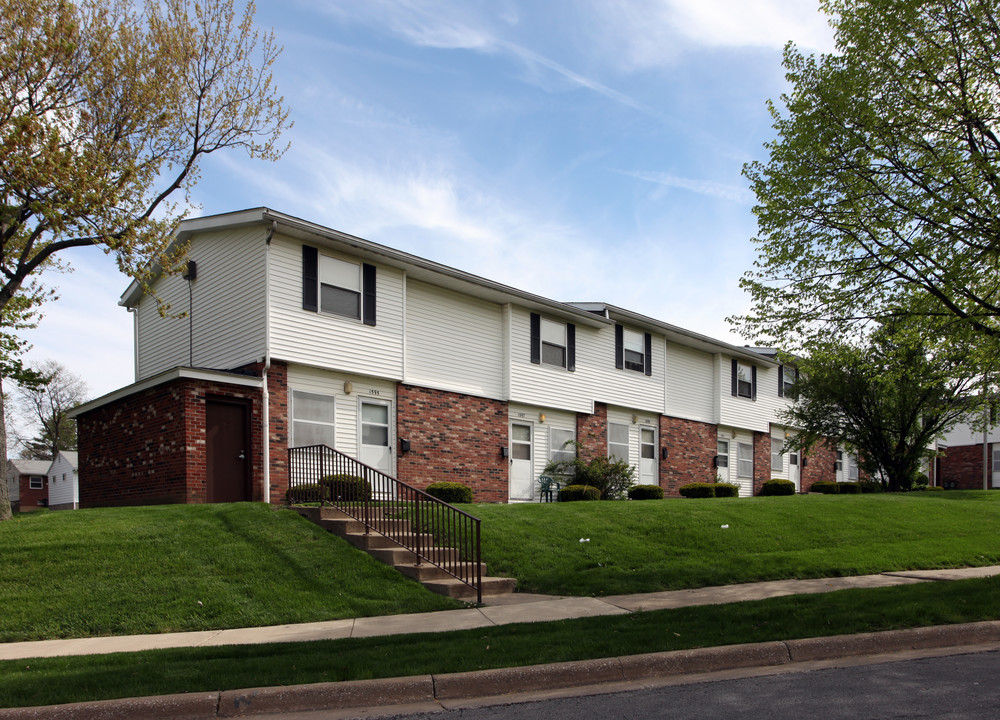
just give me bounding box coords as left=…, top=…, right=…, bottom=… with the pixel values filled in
left=46, top=451, right=79, bottom=510
left=6, top=459, right=52, bottom=511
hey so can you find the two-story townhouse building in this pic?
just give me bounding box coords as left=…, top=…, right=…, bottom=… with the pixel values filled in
left=72, top=208, right=843, bottom=507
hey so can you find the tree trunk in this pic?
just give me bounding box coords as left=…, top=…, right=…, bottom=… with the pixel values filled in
left=0, top=378, right=12, bottom=521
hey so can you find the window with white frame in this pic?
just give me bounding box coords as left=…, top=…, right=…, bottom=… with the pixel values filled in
left=781, top=366, right=797, bottom=397
left=736, top=362, right=753, bottom=398
left=737, top=442, right=753, bottom=478
left=716, top=440, right=729, bottom=468
left=835, top=450, right=843, bottom=474
left=29, top=475, right=43, bottom=490
left=541, top=319, right=567, bottom=368
left=319, top=255, right=361, bottom=319
left=292, top=391, right=336, bottom=447
left=771, top=438, right=784, bottom=472
left=549, top=428, right=575, bottom=473
left=992, top=446, right=1000, bottom=475
left=847, top=455, right=859, bottom=481
left=623, top=329, right=645, bottom=372
left=608, top=423, right=630, bottom=462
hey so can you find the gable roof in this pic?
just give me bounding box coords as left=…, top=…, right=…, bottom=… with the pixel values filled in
left=8, top=459, right=51, bottom=476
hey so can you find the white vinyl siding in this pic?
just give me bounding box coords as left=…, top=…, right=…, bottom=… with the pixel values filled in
left=286, top=364, right=395, bottom=460
left=135, top=227, right=266, bottom=380
left=719, top=356, right=786, bottom=433
left=405, top=279, right=504, bottom=399
left=664, top=343, right=715, bottom=423
left=46, top=452, right=78, bottom=509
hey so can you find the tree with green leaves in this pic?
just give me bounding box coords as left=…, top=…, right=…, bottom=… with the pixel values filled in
left=11, top=360, right=86, bottom=461
left=737, top=0, right=1000, bottom=370
left=783, top=323, right=976, bottom=492
left=0, top=0, right=289, bottom=520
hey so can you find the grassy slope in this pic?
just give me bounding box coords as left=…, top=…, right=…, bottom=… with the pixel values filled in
left=468, top=491, right=1000, bottom=595
left=0, top=503, right=458, bottom=642
left=3, top=574, right=1000, bottom=709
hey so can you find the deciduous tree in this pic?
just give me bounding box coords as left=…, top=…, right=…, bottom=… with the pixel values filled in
left=737, top=0, right=1000, bottom=370
left=0, top=0, right=289, bottom=520
left=11, top=360, right=86, bottom=461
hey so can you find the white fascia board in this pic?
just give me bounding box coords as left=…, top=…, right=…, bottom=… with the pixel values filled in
left=69, top=366, right=263, bottom=418
left=589, top=303, right=781, bottom=367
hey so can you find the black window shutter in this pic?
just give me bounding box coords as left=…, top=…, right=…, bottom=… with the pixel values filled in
left=362, top=263, right=376, bottom=326
left=644, top=332, right=652, bottom=376
left=751, top=365, right=757, bottom=401
left=302, top=245, right=318, bottom=312
left=731, top=358, right=738, bottom=396
left=615, top=324, right=624, bottom=369
left=778, top=365, right=784, bottom=397
left=567, top=323, right=576, bottom=372
left=530, top=313, right=540, bottom=364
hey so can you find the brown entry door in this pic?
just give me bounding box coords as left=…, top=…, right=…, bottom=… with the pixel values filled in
left=206, top=399, right=250, bottom=502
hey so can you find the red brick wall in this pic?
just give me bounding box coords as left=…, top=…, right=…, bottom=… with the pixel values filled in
left=77, top=375, right=265, bottom=507
left=266, top=362, right=289, bottom=504
left=938, top=443, right=989, bottom=489
left=659, top=416, right=717, bottom=495
left=395, top=384, right=509, bottom=502
left=18, top=475, right=47, bottom=511
left=752, top=431, right=770, bottom=495
left=800, top=439, right=837, bottom=491
left=576, top=402, right=608, bottom=461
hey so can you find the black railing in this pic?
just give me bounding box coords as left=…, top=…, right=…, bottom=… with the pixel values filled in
left=288, top=445, right=482, bottom=603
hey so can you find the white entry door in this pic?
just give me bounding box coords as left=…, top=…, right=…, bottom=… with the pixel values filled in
left=788, top=450, right=800, bottom=492
left=716, top=439, right=730, bottom=483
left=360, top=400, right=393, bottom=476
left=509, top=422, right=533, bottom=501
left=639, top=427, right=657, bottom=485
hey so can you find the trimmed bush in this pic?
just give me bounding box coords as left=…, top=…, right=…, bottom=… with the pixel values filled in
left=286, top=483, right=322, bottom=504
left=679, top=482, right=716, bottom=498
left=858, top=481, right=883, bottom=493
left=425, top=481, right=474, bottom=504
left=627, top=484, right=664, bottom=500
left=714, top=482, right=740, bottom=498
left=559, top=484, right=601, bottom=502
left=322, top=474, right=372, bottom=502
left=838, top=482, right=862, bottom=494
left=810, top=481, right=840, bottom=494
left=761, top=479, right=795, bottom=496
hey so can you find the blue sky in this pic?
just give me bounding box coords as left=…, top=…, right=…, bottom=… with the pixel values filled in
left=19, top=0, right=836, bottom=401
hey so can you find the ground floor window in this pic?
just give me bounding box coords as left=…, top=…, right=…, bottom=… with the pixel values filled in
left=549, top=427, right=575, bottom=465
left=737, top=442, right=753, bottom=478
left=291, top=390, right=336, bottom=447
left=771, top=438, right=783, bottom=472
left=608, top=422, right=630, bottom=462
left=29, top=475, right=44, bottom=490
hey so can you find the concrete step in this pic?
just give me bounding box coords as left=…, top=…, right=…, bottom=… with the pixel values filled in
left=394, top=561, right=488, bottom=583
left=342, top=531, right=435, bottom=552
left=422, top=576, right=518, bottom=600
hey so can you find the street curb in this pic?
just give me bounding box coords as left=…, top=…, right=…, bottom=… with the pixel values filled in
left=4, top=622, right=1000, bottom=719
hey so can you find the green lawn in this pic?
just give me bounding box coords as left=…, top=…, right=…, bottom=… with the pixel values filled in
left=0, top=503, right=459, bottom=642
left=467, top=491, right=1000, bottom=595
left=3, top=574, right=999, bottom=709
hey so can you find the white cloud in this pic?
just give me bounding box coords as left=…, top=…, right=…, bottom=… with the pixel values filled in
left=587, top=0, right=836, bottom=70
left=623, top=170, right=755, bottom=204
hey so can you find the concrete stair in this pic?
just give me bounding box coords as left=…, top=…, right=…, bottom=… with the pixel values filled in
left=293, top=505, right=516, bottom=602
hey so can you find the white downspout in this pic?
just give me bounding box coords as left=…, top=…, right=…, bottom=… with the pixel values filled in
left=262, top=220, right=276, bottom=503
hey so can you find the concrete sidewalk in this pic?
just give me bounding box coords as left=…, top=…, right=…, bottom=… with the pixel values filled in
left=2, top=566, right=998, bottom=662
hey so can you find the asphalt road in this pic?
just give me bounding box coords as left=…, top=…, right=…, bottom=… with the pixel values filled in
left=368, top=649, right=1000, bottom=720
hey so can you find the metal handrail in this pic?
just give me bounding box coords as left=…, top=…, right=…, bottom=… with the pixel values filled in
left=288, top=445, right=482, bottom=603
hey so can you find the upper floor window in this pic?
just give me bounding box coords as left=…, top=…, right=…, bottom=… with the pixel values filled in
left=530, top=313, right=575, bottom=371
left=615, top=325, right=652, bottom=376
left=731, top=359, right=756, bottom=400
left=302, top=245, right=376, bottom=325
left=778, top=365, right=798, bottom=398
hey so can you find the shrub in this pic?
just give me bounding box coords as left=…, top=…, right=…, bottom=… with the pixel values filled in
left=761, top=479, right=795, bottom=496
left=858, top=481, right=883, bottom=493
left=322, top=474, right=372, bottom=502
left=714, top=482, right=740, bottom=498
left=544, top=443, right=636, bottom=499
left=838, top=482, right=862, bottom=494
left=627, top=484, right=664, bottom=500
left=810, top=481, right=840, bottom=494
left=679, top=482, right=716, bottom=498
left=559, top=484, right=601, bottom=502
left=286, top=483, right=322, bottom=504
left=425, top=481, right=473, bottom=504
